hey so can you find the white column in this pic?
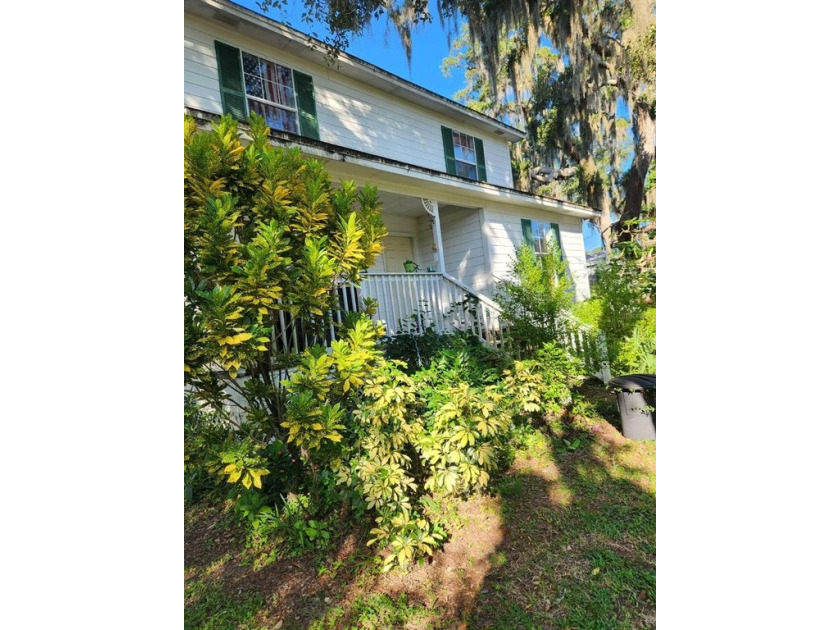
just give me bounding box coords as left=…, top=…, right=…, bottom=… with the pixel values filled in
left=421, top=198, right=446, bottom=274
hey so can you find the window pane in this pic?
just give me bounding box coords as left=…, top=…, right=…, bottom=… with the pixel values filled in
left=242, top=52, right=260, bottom=77
left=454, top=144, right=475, bottom=163
left=453, top=131, right=476, bottom=163
left=263, top=63, right=294, bottom=108
left=241, top=53, right=297, bottom=110
left=455, top=161, right=477, bottom=179
left=248, top=98, right=299, bottom=133
left=242, top=53, right=264, bottom=99
left=531, top=221, right=553, bottom=256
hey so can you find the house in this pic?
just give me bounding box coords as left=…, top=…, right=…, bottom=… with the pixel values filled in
left=184, top=0, right=599, bottom=346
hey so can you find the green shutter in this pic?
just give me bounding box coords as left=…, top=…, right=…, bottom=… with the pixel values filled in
left=521, top=219, right=534, bottom=250
left=550, top=223, right=563, bottom=259
left=475, top=137, right=487, bottom=181
left=214, top=41, right=247, bottom=121
left=293, top=70, right=319, bottom=140
left=441, top=126, right=456, bottom=175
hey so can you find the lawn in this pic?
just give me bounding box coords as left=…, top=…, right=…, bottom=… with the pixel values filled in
left=185, top=383, right=656, bottom=629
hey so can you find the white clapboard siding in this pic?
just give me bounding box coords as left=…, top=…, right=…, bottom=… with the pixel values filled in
left=439, top=207, right=489, bottom=296
left=483, top=206, right=591, bottom=301
left=184, top=15, right=514, bottom=187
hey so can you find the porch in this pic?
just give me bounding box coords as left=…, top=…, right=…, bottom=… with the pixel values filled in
left=271, top=188, right=609, bottom=379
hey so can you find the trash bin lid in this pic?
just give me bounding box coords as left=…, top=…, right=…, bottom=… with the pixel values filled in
left=609, top=374, right=656, bottom=391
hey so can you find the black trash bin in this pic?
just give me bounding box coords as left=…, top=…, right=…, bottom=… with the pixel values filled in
left=609, top=374, right=656, bottom=440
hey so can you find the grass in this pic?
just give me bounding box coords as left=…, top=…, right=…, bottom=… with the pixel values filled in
left=185, top=381, right=655, bottom=629
left=184, top=576, right=266, bottom=630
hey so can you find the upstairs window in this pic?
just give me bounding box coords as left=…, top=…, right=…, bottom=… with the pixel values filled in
left=441, top=126, right=487, bottom=182
left=521, top=219, right=563, bottom=259
left=452, top=131, right=477, bottom=179
left=241, top=52, right=299, bottom=134
left=214, top=41, right=320, bottom=140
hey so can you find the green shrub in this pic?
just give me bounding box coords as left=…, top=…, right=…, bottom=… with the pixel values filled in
left=495, top=243, right=575, bottom=358
left=588, top=217, right=656, bottom=372
left=380, top=326, right=505, bottom=375
left=616, top=307, right=656, bottom=373
left=534, top=341, right=587, bottom=413
left=184, top=394, right=230, bottom=504
left=570, top=297, right=603, bottom=329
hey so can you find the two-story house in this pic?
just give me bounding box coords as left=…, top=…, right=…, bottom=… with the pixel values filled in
left=184, top=0, right=599, bottom=345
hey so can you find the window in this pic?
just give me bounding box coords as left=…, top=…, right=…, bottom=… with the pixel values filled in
left=214, top=41, right=320, bottom=140
left=452, top=131, right=477, bottom=179
left=241, top=52, right=299, bottom=134
left=441, top=126, right=487, bottom=182
left=521, top=219, right=562, bottom=259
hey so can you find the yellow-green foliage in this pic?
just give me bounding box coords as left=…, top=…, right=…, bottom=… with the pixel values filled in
left=419, top=383, right=511, bottom=494
left=209, top=438, right=270, bottom=490
left=281, top=317, right=386, bottom=455
left=369, top=510, right=444, bottom=573
left=502, top=361, right=545, bottom=419
left=184, top=112, right=387, bottom=384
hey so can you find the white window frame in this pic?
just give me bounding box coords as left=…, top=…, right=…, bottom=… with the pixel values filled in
left=530, top=220, right=557, bottom=258
left=452, top=130, right=478, bottom=180
left=240, top=50, right=299, bottom=134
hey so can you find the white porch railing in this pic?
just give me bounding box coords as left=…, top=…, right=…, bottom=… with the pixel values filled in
left=360, top=272, right=610, bottom=382
left=268, top=272, right=609, bottom=382
left=557, top=316, right=612, bottom=382
left=359, top=272, right=505, bottom=346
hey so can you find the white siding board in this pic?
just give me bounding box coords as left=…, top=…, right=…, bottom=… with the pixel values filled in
left=185, top=83, right=223, bottom=109
left=184, top=14, right=513, bottom=187
left=380, top=213, right=418, bottom=235
left=184, top=54, right=219, bottom=80
left=184, top=49, right=218, bottom=74
left=415, top=217, right=437, bottom=270
left=439, top=207, right=489, bottom=295
left=185, top=70, right=223, bottom=92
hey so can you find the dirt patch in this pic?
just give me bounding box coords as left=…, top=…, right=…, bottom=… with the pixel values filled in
left=376, top=495, right=505, bottom=620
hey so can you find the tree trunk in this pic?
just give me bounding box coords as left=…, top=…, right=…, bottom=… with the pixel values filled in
left=616, top=102, right=655, bottom=241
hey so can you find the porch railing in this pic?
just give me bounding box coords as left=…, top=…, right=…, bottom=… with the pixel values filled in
left=269, top=272, right=610, bottom=382
left=557, top=317, right=611, bottom=382
left=359, top=272, right=505, bottom=346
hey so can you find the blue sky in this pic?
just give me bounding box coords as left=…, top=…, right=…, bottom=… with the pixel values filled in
left=237, top=1, right=604, bottom=251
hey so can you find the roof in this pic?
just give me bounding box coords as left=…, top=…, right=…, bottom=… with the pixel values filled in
left=184, top=0, right=526, bottom=142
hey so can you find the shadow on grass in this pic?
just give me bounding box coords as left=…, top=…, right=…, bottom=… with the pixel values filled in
left=466, top=423, right=656, bottom=630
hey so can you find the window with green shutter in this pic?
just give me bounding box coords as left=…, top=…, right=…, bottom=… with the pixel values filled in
left=441, top=126, right=487, bottom=182
left=214, top=41, right=319, bottom=139
left=521, top=219, right=563, bottom=259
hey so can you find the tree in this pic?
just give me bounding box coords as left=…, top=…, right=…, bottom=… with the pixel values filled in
left=441, top=24, right=634, bottom=251
left=439, top=0, right=655, bottom=250
left=184, top=112, right=387, bottom=457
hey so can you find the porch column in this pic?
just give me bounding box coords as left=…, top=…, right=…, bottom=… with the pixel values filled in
left=421, top=198, right=446, bottom=274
